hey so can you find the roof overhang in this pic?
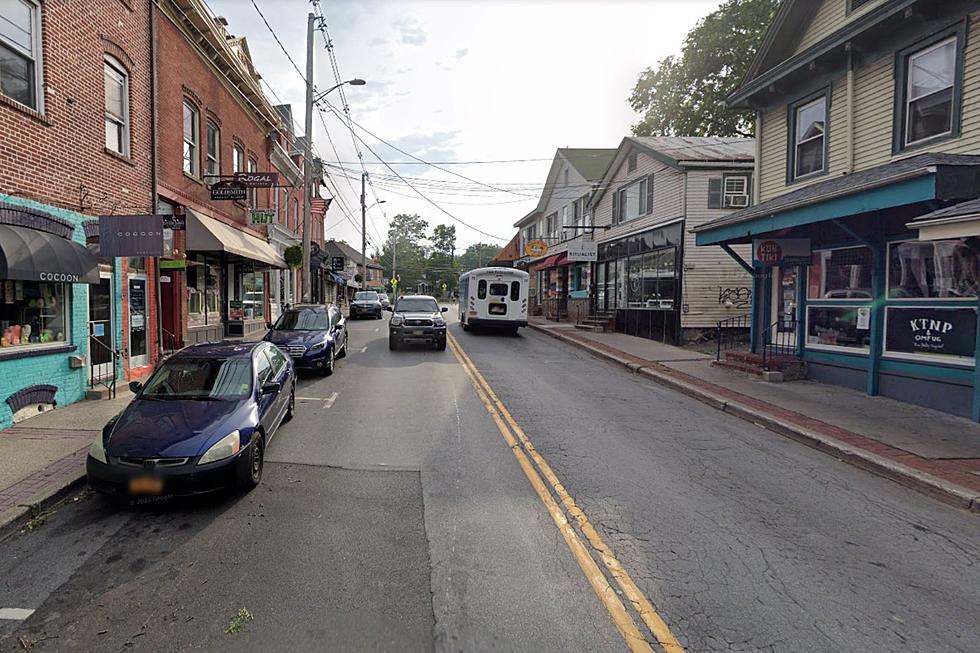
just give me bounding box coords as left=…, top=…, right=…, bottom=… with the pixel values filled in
left=909, top=212, right=980, bottom=241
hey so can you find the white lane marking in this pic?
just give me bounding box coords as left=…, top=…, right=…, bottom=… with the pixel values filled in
left=360, top=346, right=367, bottom=353
left=374, top=328, right=379, bottom=332
left=324, top=391, right=338, bottom=408
left=0, top=608, right=35, bottom=620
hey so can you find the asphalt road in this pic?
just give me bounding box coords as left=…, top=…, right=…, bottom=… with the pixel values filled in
left=1, top=309, right=979, bottom=652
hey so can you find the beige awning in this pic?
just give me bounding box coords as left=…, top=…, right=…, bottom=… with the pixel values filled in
left=185, top=209, right=286, bottom=268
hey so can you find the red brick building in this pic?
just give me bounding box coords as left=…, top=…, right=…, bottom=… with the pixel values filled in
left=152, top=0, right=307, bottom=344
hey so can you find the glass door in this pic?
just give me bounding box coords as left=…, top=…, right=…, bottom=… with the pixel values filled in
left=770, top=266, right=800, bottom=345
left=89, top=274, right=114, bottom=380
left=128, top=275, right=148, bottom=367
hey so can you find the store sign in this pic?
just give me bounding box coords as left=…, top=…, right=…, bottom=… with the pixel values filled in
left=234, top=171, right=278, bottom=188
left=886, top=307, right=977, bottom=358
left=250, top=209, right=276, bottom=225
left=98, top=215, right=165, bottom=258
left=159, top=259, right=186, bottom=270
left=525, top=239, right=548, bottom=257
left=331, top=257, right=345, bottom=272
left=566, top=241, right=597, bottom=262
left=753, top=238, right=810, bottom=266
left=210, top=180, right=247, bottom=201
left=162, top=215, right=186, bottom=231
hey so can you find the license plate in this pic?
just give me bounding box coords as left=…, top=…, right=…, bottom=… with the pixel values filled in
left=409, top=329, right=424, bottom=335
left=129, top=476, right=164, bottom=495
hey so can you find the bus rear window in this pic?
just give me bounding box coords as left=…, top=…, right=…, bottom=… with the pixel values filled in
left=510, top=281, right=520, bottom=301
left=478, top=280, right=487, bottom=299
left=489, top=283, right=508, bottom=296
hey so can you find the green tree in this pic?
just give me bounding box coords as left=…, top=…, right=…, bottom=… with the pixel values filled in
left=430, top=224, right=457, bottom=256
left=457, top=243, right=502, bottom=273
left=628, top=0, right=779, bottom=138
left=378, top=213, right=429, bottom=293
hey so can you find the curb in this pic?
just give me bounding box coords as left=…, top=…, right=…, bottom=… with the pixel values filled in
left=0, top=472, right=88, bottom=542
left=530, top=323, right=980, bottom=514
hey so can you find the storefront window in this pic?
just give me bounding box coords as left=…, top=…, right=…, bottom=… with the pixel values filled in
left=808, top=246, right=873, bottom=299
left=806, top=306, right=871, bottom=351
left=0, top=281, right=69, bottom=348
left=884, top=305, right=976, bottom=365
left=241, top=269, right=265, bottom=320
left=627, top=256, right=643, bottom=306
left=888, top=239, right=980, bottom=299
left=186, top=255, right=222, bottom=328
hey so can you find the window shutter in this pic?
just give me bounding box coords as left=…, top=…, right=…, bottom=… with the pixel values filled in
left=708, top=178, right=722, bottom=209
left=646, top=174, right=655, bottom=214
left=612, top=189, right=619, bottom=224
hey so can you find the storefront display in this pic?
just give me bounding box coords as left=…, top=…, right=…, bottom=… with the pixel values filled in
left=0, top=281, right=67, bottom=348
left=888, top=238, right=980, bottom=299
left=806, top=305, right=871, bottom=350
left=186, top=254, right=222, bottom=328
left=597, top=223, right=682, bottom=312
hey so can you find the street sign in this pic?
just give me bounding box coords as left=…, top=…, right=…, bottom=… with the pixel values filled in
left=210, top=180, right=247, bottom=201
left=566, top=240, right=598, bottom=262
left=249, top=209, right=276, bottom=225
left=234, top=171, right=278, bottom=187
left=98, top=215, right=165, bottom=258
left=525, top=239, right=548, bottom=257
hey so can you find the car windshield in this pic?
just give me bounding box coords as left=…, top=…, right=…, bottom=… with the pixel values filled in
left=274, top=309, right=328, bottom=331
left=140, top=358, right=252, bottom=400
left=396, top=298, right=439, bottom=313
left=355, top=292, right=379, bottom=302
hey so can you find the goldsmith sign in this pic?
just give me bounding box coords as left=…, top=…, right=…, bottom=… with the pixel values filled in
left=210, top=180, right=247, bottom=201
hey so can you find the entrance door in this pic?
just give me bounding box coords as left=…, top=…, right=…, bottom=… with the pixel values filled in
left=128, top=275, right=149, bottom=367
left=770, top=266, right=800, bottom=349
left=89, top=274, right=114, bottom=380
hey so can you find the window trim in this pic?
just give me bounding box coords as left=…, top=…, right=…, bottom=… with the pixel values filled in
left=182, top=99, right=200, bottom=177
left=846, top=0, right=874, bottom=14
left=885, top=238, right=978, bottom=303
left=248, top=157, right=258, bottom=208
left=785, top=87, right=830, bottom=184
left=616, top=178, right=647, bottom=224
left=0, top=0, right=44, bottom=113
left=205, top=119, right=220, bottom=177
left=103, top=55, right=130, bottom=156
left=893, top=23, right=965, bottom=154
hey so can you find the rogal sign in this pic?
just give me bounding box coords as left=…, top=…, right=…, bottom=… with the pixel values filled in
left=233, top=171, right=279, bottom=188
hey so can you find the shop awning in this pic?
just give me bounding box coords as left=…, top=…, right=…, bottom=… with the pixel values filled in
left=329, top=272, right=346, bottom=285
left=0, top=224, right=99, bottom=284
left=185, top=209, right=286, bottom=268
left=533, top=253, right=569, bottom=270
left=908, top=197, right=980, bottom=241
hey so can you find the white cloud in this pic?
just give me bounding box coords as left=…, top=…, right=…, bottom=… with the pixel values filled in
left=392, top=17, right=427, bottom=46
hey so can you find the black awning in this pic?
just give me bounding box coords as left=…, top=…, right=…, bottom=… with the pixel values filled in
left=0, top=224, right=100, bottom=284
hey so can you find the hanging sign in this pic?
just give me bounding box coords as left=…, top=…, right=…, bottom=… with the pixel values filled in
left=162, top=215, right=186, bottom=230
left=885, top=307, right=977, bottom=359
left=753, top=238, right=810, bottom=266
left=249, top=209, right=276, bottom=225
left=331, top=257, right=345, bottom=271
left=98, top=215, right=165, bottom=258
left=160, top=259, right=186, bottom=270
left=210, top=180, right=247, bottom=201
left=233, top=171, right=278, bottom=188
left=566, top=240, right=598, bottom=262
left=524, top=239, right=549, bottom=257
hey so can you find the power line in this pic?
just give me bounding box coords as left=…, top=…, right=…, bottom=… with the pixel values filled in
left=248, top=0, right=306, bottom=81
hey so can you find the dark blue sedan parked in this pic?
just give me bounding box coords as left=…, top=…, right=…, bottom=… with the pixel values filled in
left=263, top=304, right=347, bottom=375
left=86, top=341, right=295, bottom=498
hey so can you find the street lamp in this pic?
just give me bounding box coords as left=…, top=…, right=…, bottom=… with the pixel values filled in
left=313, top=78, right=366, bottom=104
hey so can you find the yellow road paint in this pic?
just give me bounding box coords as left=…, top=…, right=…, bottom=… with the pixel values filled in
left=448, top=333, right=686, bottom=653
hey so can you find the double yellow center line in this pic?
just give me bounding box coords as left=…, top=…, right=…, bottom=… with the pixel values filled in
left=447, top=333, right=685, bottom=653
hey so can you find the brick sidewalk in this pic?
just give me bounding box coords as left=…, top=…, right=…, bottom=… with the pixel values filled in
left=531, top=322, right=980, bottom=512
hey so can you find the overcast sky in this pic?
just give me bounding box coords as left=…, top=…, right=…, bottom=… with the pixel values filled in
left=208, top=0, right=723, bottom=252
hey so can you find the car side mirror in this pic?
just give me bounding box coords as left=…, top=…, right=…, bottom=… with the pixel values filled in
left=260, top=382, right=282, bottom=396
left=441, top=307, right=449, bottom=313
left=129, top=381, right=142, bottom=394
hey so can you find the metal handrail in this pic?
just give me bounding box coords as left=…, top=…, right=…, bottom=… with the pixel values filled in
left=161, top=327, right=181, bottom=357
left=715, top=313, right=752, bottom=361
left=760, top=317, right=801, bottom=371
left=88, top=334, right=118, bottom=399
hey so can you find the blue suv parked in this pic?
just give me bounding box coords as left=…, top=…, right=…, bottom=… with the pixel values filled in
left=264, top=304, right=348, bottom=376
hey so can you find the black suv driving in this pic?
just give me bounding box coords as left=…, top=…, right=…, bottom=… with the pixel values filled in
left=388, top=295, right=449, bottom=351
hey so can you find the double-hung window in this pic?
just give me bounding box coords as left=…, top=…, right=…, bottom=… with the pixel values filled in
left=248, top=158, right=258, bottom=208
left=790, top=94, right=826, bottom=180
left=182, top=100, right=199, bottom=176
left=902, top=36, right=958, bottom=148
left=0, top=0, right=41, bottom=110
left=232, top=144, right=244, bottom=174
left=206, top=121, right=220, bottom=177
left=615, top=178, right=649, bottom=223
left=104, top=56, right=129, bottom=155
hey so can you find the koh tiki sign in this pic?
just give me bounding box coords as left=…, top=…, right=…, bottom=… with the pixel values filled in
left=755, top=240, right=782, bottom=266
left=233, top=171, right=279, bottom=187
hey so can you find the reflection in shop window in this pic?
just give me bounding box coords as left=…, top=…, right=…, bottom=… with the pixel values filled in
left=242, top=270, right=265, bottom=320
left=888, top=239, right=980, bottom=299
left=0, top=281, right=68, bottom=348
left=808, top=246, right=873, bottom=299
left=186, top=256, right=222, bottom=328
left=806, top=305, right=871, bottom=350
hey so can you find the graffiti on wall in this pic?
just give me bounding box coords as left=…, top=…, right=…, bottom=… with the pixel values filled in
left=718, top=286, right=752, bottom=309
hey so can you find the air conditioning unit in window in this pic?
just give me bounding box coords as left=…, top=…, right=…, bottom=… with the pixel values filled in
left=728, top=194, right=749, bottom=208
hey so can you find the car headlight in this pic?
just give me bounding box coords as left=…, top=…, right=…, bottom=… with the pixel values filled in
left=198, top=430, right=241, bottom=465
left=309, top=338, right=328, bottom=352
left=434, top=317, right=446, bottom=327
left=89, top=434, right=107, bottom=464
left=390, top=315, right=404, bottom=326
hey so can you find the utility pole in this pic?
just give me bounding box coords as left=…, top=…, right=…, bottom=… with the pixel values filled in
left=301, top=12, right=315, bottom=303
left=391, top=228, right=397, bottom=297
left=361, top=172, right=367, bottom=294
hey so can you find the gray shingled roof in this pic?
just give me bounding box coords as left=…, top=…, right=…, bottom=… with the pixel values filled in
left=913, top=197, right=980, bottom=222
left=630, top=136, right=755, bottom=164
left=557, top=148, right=617, bottom=182
left=694, top=153, right=980, bottom=234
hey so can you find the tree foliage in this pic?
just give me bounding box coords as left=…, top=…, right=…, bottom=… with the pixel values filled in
left=457, top=243, right=501, bottom=273
left=628, top=0, right=779, bottom=138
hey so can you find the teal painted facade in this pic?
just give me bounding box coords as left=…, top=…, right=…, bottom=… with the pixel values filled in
left=0, top=196, right=125, bottom=429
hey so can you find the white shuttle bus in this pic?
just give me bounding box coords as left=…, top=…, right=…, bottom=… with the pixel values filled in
left=458, top=267, right=529, bottom=333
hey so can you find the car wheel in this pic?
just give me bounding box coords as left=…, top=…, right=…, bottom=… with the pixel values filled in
left=389, top=335, right=398, bottom=350
left=461, top=322, right=470, bottom=332
left=437, top=339, right=447, bottom=351
left=322, top=347, right=335, bottom=376
left=284, top=384, right=295, bottom=422
left=242, top=434, right=264, bottom=491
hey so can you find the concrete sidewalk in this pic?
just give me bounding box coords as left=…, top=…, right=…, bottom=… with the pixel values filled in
left=529, top=318, right=980, bottom=512
left=0, top=392, right=133, bottom=533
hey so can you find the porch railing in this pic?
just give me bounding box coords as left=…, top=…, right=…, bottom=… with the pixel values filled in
left=760, top=318, right=801, bottom=371
left=715, top=313, right=752, bottom=361
left=161, top=327, right=181, bottom=358
left=88, top=335, right=118, bottom=399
